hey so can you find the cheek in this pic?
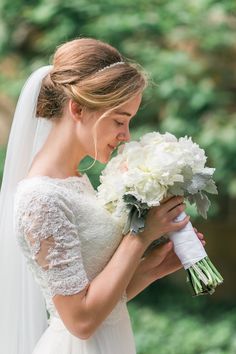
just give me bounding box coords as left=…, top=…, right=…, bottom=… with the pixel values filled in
left=96, top=127, right=115, bottom=146
left=98, top=119, right=118, bottom=136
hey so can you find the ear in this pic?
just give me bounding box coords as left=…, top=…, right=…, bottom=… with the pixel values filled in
left=68, top=99, right=83, bottom=122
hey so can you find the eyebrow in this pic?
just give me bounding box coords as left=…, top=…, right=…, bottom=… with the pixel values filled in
left=114, top=110, right=132, bottom=117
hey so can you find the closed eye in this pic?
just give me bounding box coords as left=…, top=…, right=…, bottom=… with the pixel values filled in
left=114, top=120, right=124, bottom=126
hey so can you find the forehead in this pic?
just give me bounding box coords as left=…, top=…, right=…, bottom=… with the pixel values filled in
left=113, top=93, right=142, bottom=117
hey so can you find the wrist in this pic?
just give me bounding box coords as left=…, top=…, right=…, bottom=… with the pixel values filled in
left=138, top=228, right=162, bottom=248
left=123, top=231, right=150, bottom=252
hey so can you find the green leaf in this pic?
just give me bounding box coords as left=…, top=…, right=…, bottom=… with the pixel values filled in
left=194, top=192, right=211, bottom=219
left=186, top=173, right=214, bottom=195
left=182, top=165, right=194, bottom=182
left=168, top=183, right=185, bottom=196
left=203, top=179, right=218, bottom=195
left=122, top=194, right=149, bottom=235
left=122, top=206, right=148, bottom=235
left=123, top=193, right=149, bottom=217
left=130, top=208, right=147, bottom=234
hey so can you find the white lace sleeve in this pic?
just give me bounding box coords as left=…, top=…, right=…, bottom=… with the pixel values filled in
left=15, top=188, right=90, bottom=298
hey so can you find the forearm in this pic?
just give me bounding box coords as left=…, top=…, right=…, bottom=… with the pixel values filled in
left=126, top=269, right=153, bottom=301
left=125, top=254, right=158, bottom=302
left=81, top=232, right=149, bottom=332
left=125, top=242, right=181, bottom=301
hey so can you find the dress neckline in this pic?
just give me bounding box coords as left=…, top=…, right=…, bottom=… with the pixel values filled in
left=17, top=173, right=87, bottom=185
left=16, top=173, right=96, bottom=195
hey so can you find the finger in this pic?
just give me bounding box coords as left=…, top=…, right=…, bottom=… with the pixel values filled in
left=150, top=241, right=172, bottom=260
left=160, top=196, right=173, bottom=204
left=151, top=251, right=182, bottom=279
left=170, top=214, right=190, bottom=232
left=163, top=249, right=182, bottom=267
left=194, top=227, right=203, bottom=236
left=167, top=203, right=186, bottom=221
left=159, top=196, right=184, bottom=215
left=158, top=241, right=173, bottom=254
left=142, top=242, right=172, bottom=270
left=197, top=232, right=204, bottom=240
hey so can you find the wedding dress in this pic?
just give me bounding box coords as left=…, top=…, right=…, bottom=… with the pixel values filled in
left=13, top=172, right=136, bottom=354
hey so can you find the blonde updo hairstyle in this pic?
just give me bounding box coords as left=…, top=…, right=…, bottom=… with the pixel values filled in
left=36, top=38, right=148, bottom=164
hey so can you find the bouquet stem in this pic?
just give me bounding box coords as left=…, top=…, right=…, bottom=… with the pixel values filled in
left=168, top=211, right=223, bottom=296
left=187, top=256, right=223, bottom=296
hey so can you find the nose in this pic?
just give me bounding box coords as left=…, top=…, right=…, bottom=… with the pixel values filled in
left=117, top=129, right=130, bottom=143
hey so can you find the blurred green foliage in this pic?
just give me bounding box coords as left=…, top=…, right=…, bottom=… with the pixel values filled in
left=1, top=0, right=236, bottom=216
left=129, top=279, right=236, bottom=354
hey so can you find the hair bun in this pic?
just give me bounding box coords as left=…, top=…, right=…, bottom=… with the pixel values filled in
left=36, top=38, right=148, bottom=120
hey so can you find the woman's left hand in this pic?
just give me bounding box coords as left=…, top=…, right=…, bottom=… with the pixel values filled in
left=125, top=227, right=206, bottom=301
left=142, top=227, right=206, bottom=282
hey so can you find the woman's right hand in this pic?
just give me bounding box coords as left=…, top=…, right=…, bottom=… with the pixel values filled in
left=141, top=196, right=189, bottom=244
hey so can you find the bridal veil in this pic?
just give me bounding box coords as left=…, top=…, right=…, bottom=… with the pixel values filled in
left=0, top=65, right=53, bottom=354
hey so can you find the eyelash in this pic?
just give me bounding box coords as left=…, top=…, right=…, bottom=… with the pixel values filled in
left=114, top=120, right=124, bottom=126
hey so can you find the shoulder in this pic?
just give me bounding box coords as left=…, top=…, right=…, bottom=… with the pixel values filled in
left=15, top=177, right=62, bottom=203
left=14, top=177, right=75, bottom=220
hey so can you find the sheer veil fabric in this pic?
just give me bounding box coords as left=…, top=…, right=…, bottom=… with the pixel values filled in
left=0, top=66, right=54, bottom=354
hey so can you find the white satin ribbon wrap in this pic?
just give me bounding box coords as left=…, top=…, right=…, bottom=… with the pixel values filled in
left=168, top=212, right=207, bottom=269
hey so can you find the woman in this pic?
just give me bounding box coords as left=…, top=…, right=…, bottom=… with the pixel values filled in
left=0, top=37, right=205, bottom=354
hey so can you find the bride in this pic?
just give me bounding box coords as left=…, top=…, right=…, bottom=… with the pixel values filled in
left=0, top=37, right=205, bottom=354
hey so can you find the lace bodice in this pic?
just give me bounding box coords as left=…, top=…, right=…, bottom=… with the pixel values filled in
left=13, top=174, right=127, bottom=323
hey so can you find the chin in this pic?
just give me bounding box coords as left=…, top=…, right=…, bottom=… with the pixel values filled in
left=97, top=156, right=110, bottom=164
left=89, top=147, right=113, bottom=164
left=88, top=153, right=110, bottom=164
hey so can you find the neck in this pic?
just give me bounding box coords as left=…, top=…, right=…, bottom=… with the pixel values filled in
left=30, top=117, right=86, bottom=178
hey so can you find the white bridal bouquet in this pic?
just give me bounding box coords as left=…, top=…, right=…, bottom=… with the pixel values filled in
left=97, top=132, right=223, bottom=296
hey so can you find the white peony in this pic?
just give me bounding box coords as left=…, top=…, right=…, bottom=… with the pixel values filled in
left=97, top=131, right=213, bottom=216
left=140, top=131, right=177, bottom=146
left=178, top=136, right=207, bottom=173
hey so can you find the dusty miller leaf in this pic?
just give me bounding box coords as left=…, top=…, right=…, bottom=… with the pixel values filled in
left=194, top=192, right=211, bottom=218
left=168, top=183, right=185, bottom=196
left=186, top=173, right=212, bottom=194
left=203, top=179, right=218, bottom=194
left=123, top=193, right=149, bottom=217
left=122, top=193, right=149, bottom=235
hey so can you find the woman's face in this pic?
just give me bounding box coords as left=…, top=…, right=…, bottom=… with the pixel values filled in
left=77, top=93, right=142, bottom=163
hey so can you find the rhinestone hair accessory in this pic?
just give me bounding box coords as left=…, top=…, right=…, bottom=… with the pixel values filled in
left=97, top=61, right=125, bottom=73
